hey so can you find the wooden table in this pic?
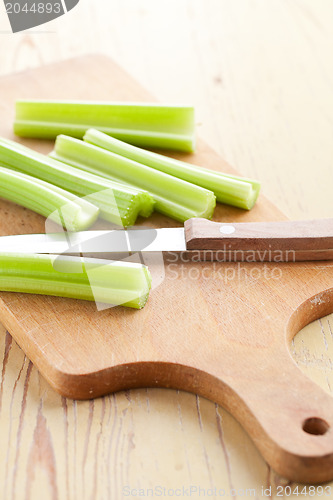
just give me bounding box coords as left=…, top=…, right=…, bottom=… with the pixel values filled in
left=0, top=1, right=332, bottom=498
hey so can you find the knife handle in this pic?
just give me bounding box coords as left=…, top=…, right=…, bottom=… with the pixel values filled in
left=184, top=218, right=333, bottom=261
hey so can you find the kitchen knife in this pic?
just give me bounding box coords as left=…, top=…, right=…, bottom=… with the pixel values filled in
left=1, top=218, right=333, bottom=262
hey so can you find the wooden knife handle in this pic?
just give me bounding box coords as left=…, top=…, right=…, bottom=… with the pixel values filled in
left=184, top=218, right=333, bottom=261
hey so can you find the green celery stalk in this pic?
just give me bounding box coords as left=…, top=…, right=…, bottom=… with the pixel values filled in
left=0, top=254, right=152, bottom=309
left=0, top=165, right=99, bottom=231
left=50, top=136, right=216, bottom=223
left=84, top=129, right=261, bottom=210
left=0, top=138, right=155, bottom=228
left=14, top=100, right=196, bottom=153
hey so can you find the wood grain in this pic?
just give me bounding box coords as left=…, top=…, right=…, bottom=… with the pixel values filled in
left=0, top=0, right=333, bottom=497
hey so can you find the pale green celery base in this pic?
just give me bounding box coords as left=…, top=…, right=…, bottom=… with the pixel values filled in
left=0, top=254, right=152, bottom=309
left=153, top=194, right=215, bottom=222
left=83, top=191, right=154, bottom=227
left=212, top=174, right=261, bottom=209
left=136, top=192, right=156, bottom=218
left=0, top=138, right=155, bottom=228
left=14, top=121, right=195, bottom=153
left=51, top=137, right=216, bottom=223
left=84, top=129, right=261, bottom=210
left=216, top=183, right=261, bottom=210
left=0, top=165, right=99, bottom=231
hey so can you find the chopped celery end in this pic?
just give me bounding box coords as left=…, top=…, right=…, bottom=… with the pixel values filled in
left=0, top=165, right=99, bottom=231
left=0, top=137, right=155, bottom=228
left=51, top=135, right=216, bottom=223
left=0, top=254, right=152, bottom=309
left=14, top=100, right=196, bottom=153
left=84, top=129, right=260, bottom=210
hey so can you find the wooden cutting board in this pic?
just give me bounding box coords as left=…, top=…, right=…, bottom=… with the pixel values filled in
left=0, top=55, right=333, bottom=484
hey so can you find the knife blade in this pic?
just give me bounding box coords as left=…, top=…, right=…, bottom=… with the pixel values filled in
left=0, top=218, right=333, bottom=262
left=0, top=227, right=186, bottom=255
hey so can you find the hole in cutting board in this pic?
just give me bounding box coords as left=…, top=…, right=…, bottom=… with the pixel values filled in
left=302, top=417, right=329, bottom=435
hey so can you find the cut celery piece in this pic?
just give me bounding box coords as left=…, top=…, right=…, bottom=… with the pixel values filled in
left=50, top=136, right=216, bottom=223
left=0, top=254, right=152, bottom=309
left=0, top=165, right=99, bottom=231
left=14, top=100, right=196, bottom=153
left=84, top=129, right=261, bottom=210
left=0, top=138, right=155, bottom=228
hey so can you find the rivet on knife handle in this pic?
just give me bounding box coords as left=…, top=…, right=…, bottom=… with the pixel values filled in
left=184, top=218, right=333, bottom=262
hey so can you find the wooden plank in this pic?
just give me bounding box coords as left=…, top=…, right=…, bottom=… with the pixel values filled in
left=0, top=55, right=333, bottom=484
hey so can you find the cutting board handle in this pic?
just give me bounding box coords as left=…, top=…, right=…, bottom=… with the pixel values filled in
left=184, top=218, right=333, bottom=261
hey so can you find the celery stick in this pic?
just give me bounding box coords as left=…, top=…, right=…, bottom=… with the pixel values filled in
left=50, top=136, right=216, bottom=223
left=84, top=129, right=260, bottom=210
left=0, top=165, right=99, bottom=231
left=14, top=100, right=196, bottom=153
left=0, top=138, right=155, bottom=228
left=0, top=254, right=152, bottom=309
